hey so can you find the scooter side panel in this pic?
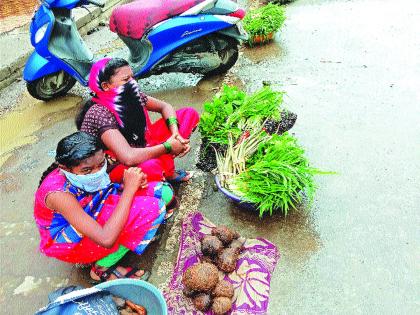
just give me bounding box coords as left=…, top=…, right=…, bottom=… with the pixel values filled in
left=139, top=15, right=232, bottom=76
left=44, top=0, right=81, bottom=9
left=23, top=52, right=62, bottom=81
left=24, top=51, right=88, bottom=84
left=30, top=5, right=55, bottom=57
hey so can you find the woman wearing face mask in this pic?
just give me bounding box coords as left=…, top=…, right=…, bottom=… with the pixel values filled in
left=34, top=132, right=174, bottom=282
left=76, top=58, right=200, bottom=185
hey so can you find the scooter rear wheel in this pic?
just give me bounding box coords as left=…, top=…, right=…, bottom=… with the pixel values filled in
left=27, top=71, right=76, bottom=101
left=204, top=35, right=239, bottom=77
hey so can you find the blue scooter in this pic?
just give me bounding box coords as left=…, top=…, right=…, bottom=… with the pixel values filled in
left=24, top=0, right=247, bottom=100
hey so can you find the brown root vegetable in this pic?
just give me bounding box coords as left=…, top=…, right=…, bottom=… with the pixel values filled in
left=212, top=280, right=234, bottom=298
left=182, top=262, right=219, bottom=292
left=126, top=300, right=147, bottom=315
left=201, top=235, right=223, bottom=257
left=192, top=293, right=212, bottom=312
left=201, top=255, right=216, bottom=264
left=229, top=237, right=246, bottom=254
left=212, top=296, right=232, bottom=315
left=182, top=287, right=198, bottom=298
left=119, top=308, right=135, bottom=315
left=217, top=248, right=239, bottom=273
left=211, top=225, right=239, bottom=245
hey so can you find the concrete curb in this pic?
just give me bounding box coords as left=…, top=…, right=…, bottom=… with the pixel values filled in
left=0, top=0, right=129, bottom=91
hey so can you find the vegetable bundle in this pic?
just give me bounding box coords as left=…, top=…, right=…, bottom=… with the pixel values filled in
left=229, top=134, right=330, bottom=216
left=199, top=85, right=284, bottom=145
left=243, top=3, right=286, bottom=44
left=199, top=85, right=329, bottom=216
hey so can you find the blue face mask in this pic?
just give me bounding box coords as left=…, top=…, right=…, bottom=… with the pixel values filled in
left=61, top=161, right=111, bottom=193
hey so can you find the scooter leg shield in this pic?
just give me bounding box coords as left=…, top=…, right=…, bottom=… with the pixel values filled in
left=24, top=51, right=62, bottom=82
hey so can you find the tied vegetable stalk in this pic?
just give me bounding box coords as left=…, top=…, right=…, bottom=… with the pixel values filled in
left=216, top=121, right=271, bottom=188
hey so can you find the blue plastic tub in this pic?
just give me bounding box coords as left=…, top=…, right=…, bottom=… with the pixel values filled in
left=214, top=175, right=258, bottom=211
left=97, top=279, right=167, bottom=314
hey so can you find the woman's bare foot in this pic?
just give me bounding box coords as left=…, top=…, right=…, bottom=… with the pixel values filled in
left=90, top=264, right=147, bottom=282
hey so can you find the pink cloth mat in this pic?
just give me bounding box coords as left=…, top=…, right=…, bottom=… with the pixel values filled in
left=163, top=212, right=280, bottom=314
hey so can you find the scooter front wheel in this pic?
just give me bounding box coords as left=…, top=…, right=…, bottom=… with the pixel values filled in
left=27, top=71, right=76, bottom=101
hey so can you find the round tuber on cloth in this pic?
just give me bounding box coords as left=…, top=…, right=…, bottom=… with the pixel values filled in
left=182, top=287, right=198, bottom=298
left=212, top=225, right=240, bottom=245
left=229, top=237, right=246, bottom=254
left=182, top=262, right=219, bottom=292
left=217, top=248, right=239, bottom=273
left=212, top=280, right=234, bottom=298
left=212, top=296, right=232, bottom=315
left=193, top=293, right=212, bottom=312
left=201, top=255, right=216, bottom=264
left=201, top=235, right=223, bottom=257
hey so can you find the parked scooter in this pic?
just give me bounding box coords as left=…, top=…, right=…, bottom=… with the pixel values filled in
left=24, top=0, right=247, bottom=101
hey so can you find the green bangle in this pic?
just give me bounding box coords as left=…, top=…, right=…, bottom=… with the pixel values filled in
left=162, top=141, right=172, bottom=153
left=166, top=117, right=178, bottom=127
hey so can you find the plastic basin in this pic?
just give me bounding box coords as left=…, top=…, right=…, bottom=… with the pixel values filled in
left=214, top=175, right=258, bottom=211
left=96, top=279, right=167, bottom=314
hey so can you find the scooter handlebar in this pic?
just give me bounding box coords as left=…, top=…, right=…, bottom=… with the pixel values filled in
left=86, top=0, right=105, bottom=8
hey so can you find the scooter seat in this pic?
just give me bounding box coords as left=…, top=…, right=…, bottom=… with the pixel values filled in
left=110, top=0, right=206, bottom=39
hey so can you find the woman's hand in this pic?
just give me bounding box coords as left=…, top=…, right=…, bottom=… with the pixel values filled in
left=174, top=134, right=191, bottom=157
left=174, top=134, right=189, bottom=145
left=123, top=167, right=147, bottom=192
left=168, top=134, right=187, bottom=156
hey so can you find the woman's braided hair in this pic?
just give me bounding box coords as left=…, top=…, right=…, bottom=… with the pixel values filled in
left=38, top=132, right=103, bottom=187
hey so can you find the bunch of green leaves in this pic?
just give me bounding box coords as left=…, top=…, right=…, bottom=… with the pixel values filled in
left=199, top=85, right=245, bottom=144
left=266, top=0, right=294, bottom=5
left=227, top=86, right=284, bottom=126
left=229, top=133, right=331, bottom=217
left=243, top=3, right=286, bottom=38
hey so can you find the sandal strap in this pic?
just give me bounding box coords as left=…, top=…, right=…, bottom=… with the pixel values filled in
left=92, top=264, right=150, bottom=282
left=124, top=267, right=140, bottom=278
left=99, top=264, right=118, bottom=282
left=91, top=263, right=118, bottom=282
left=125, top=268, right=151, bottom=281
left=111, top=269, right=124, bottom=279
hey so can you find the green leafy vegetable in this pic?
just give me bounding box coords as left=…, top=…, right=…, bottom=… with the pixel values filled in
left=199, top=85, right=245, bottom=144
left=243, top=3, right=286, bottom=43
left=227, top=86, right=284, bottom=126
left=229, top=133, right=333, bottom=216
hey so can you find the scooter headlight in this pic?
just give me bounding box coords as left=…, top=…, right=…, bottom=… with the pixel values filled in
left=34, top=23, right=48, bottom=44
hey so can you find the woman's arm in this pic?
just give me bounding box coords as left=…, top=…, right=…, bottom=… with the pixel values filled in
left=45, top=168, right=144, bottom=248
left=101, top=129, right=168, bottom=166
left=145, top=96, right=191, bottom=156
left=145, top=96, right=180, bottom=136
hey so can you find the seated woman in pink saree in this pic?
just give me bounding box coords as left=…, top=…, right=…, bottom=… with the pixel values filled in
left=34, top=132, right=174, bottom=282
left=76, top=58, right=200, bottom=184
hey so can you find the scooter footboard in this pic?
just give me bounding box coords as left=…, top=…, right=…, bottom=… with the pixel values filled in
left=24, top=51, right=63, bottom=82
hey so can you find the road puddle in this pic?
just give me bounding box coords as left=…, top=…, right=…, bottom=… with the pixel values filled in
left=0, top=93, right=82, bottom=168
left=242, top=39, right=285, bottom=64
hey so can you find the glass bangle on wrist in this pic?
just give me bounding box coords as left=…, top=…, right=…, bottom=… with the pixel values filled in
left=166, top=117, right=178, bottom=127
left=162, top=141, right=172, bottom=153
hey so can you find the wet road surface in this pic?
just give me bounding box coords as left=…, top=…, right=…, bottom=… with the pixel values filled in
left=1, top=0, right=420, bottom=314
